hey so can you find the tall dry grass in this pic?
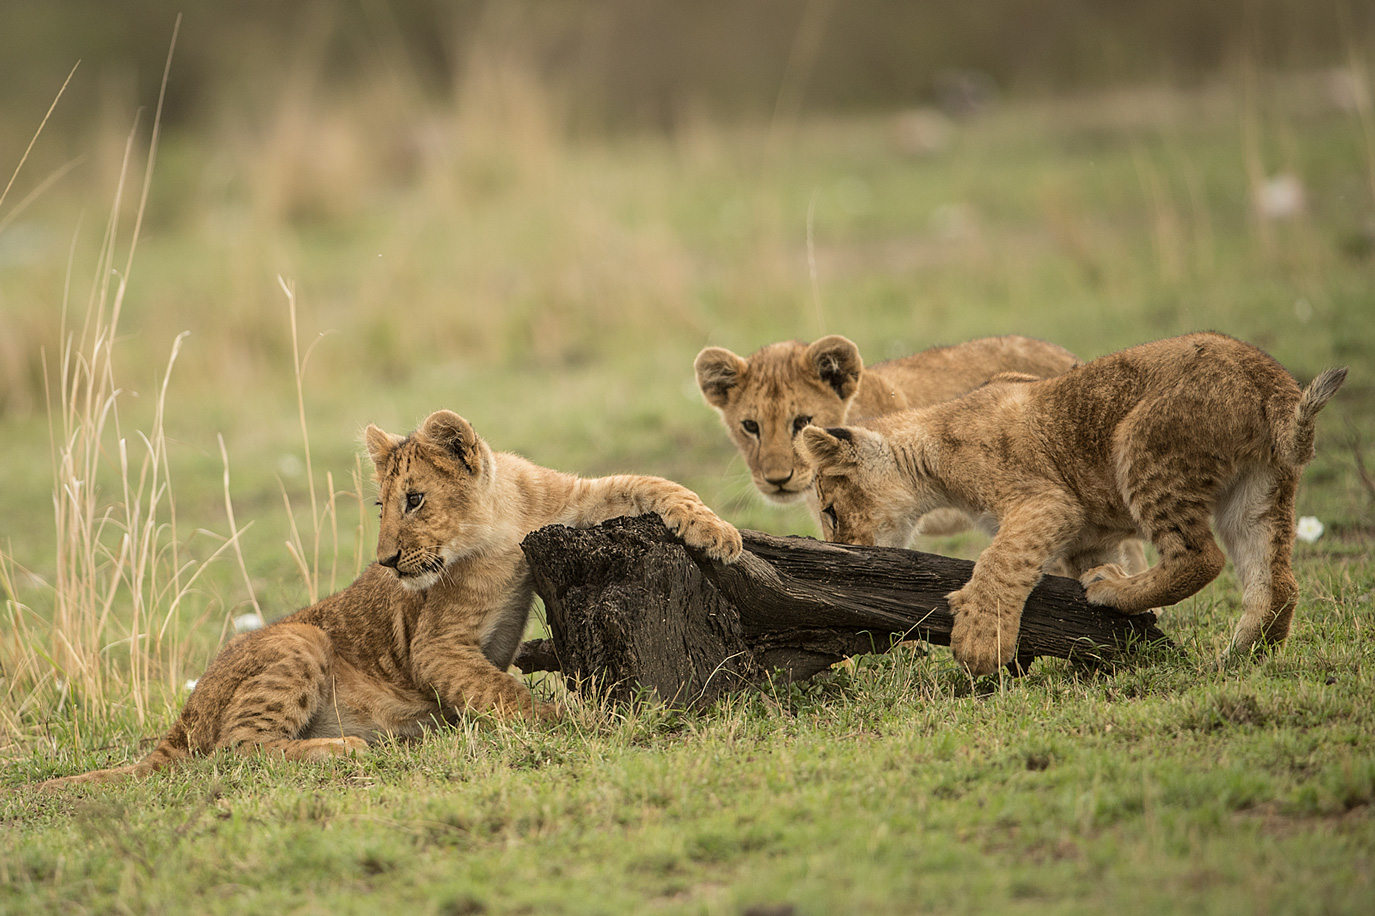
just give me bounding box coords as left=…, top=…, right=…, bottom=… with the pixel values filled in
left=0, top=23, right=369, bottom=752
left=0, top=27, right=214, bottom=742
left=1, top=184, right=371, bottom=759
left=276, top=276, right=370, bottom=605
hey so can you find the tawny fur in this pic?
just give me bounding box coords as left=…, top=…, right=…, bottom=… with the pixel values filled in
left=694, top=334, right=1079, bottom=536
left=799, top=332, right=1346, bottom=676
left=39, top=410, right=741, bottom=788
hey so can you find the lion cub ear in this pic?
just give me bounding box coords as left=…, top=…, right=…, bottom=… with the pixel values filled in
left=419, top=410, right=483, bottom=476
left=695, top=347, right=749, bottom=408
left=798, top=425, right=878, bottom=470
left=806, top=336, right=863, bottom=401
left=364, top=425, right=405, bottom=468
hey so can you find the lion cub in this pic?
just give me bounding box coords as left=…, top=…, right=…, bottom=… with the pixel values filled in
left=694, top=335, right=1078, bottom=533
left=799, top=333, right=1345, bottom=676
left=40, top=410, right=741, bottom=787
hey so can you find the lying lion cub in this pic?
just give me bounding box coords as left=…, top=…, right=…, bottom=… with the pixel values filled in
left=40, top=410, right=742, bottom=787
left=799, top=333, right=1345, bottom=675
left=694, top=334, right=1078, bottom=534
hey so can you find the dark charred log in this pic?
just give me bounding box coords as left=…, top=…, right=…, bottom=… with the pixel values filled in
left=518, top=515, right=1172, bottom=706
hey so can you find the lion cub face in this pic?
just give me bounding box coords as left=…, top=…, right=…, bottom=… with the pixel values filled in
left=695, top=336, right=863, bottom=504
left=800, top=424, right=932, bottom=548
left=365, top=410, right=501, bottom=590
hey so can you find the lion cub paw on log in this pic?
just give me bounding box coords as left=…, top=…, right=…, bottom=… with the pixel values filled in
left=39, top=410, right=742, bottom=788
left=798, top=332, right=1346, bottom=677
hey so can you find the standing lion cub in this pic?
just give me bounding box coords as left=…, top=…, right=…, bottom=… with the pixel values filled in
left=694, top=334, right=1078, bottom=533
left=799, top=333, right=1345, bottom=675
left=40, top=410, right=741, bottom=787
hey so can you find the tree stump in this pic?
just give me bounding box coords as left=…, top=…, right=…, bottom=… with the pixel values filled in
left=518, top=515, right=1172, bottom=707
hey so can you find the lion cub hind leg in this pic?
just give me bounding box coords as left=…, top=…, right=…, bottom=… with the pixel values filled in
left=217, top=623, right=365, bottom=761
left=1083, top=418, right=1230, bottom=613
left=1081, top=511, right=1225, bottom=614
left=1217, top=466, right=1301, bottom=656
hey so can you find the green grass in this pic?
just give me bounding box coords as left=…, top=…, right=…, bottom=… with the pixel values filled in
left=2, top=63, right=1374, bottom=914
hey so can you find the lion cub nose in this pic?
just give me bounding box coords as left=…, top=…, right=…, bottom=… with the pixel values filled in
left=378, top=553, right=401, bottom=569
left=764, top=470, right=794, bottom=487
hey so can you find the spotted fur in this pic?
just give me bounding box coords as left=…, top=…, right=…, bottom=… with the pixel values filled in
left=800, top=333, right=1345, bottom=675
left=39, top=410, right=741, bottom=788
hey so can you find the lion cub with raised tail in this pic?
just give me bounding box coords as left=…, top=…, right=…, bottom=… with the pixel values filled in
left=694, top=335, right=1078, bottom=533
left=40, top=410, right=742, bottom=788
left=799, top=333, right=1346, bottom=676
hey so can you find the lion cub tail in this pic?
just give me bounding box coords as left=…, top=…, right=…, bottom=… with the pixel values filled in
left=1279, top=366, right=1348, bottom=467
left=36, top=729, right=190, bottom=791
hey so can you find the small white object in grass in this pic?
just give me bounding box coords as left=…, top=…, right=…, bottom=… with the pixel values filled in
left=1296, top=516, right=1325, bottom=544
left=234, top=612, right=265, bottom=633
left=185, top=679, right=198, bottom=691
left=1255, top=173, right=1305, bottom=220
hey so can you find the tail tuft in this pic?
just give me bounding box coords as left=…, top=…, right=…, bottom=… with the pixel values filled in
left=1302, top=367, right=1348, bottom=415
left=1285, top=366, right=1347, bottom=465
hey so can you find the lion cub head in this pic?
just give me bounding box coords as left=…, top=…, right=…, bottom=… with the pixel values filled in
left=798, top=423, right=934, bottom=548
left=695, top=336, right=864, bottom=504
left=364, top=410, right=501, bottom=590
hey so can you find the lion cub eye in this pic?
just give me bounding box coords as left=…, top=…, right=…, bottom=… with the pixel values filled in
left=792, top=415, right=813, bottom=435
left=741, top=419, right=760, bottom=436
left=821, top=504, right=838, bottom=528
left=405, top=492, right=424, bottom=512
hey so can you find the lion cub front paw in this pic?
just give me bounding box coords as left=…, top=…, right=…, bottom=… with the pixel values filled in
left=664, top=505, right=744, bottom=563
left=1080, top=563, right=1129, bottom=606
left=948, top=589, right=1017, bottom=677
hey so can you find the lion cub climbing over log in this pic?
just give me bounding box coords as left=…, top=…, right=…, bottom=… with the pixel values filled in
left=799, top=333, right=1346, bottom=676
left=40, top=410, right=741, bottom=788
left=694, top=334, right=1078, bottom=534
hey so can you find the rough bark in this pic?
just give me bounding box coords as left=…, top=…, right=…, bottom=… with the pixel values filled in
left=518, top=516, right=1172, bottom=706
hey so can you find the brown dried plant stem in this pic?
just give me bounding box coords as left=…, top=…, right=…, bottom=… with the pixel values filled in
left=36, top=15, right=246, bottom=727
left=275, top=277, right=364, bottom=604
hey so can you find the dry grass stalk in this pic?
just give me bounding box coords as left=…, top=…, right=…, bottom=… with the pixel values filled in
left=276, top=276, right=368, bottom=604
left=1, top=18, right=238, bottom=737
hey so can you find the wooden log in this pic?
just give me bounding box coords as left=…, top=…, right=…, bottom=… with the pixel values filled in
left=520, top=518, right=761, bottom=705
left=518, top=515, right=1172, bottom=706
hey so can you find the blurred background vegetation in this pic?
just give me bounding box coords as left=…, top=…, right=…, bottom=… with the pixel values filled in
left=2, top=0, right=1370, bottom=405
left=2, top=0, right=1369, bottom=135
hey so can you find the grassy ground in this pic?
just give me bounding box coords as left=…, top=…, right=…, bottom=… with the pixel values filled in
left=2, top=66, right=1374, bottom=914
